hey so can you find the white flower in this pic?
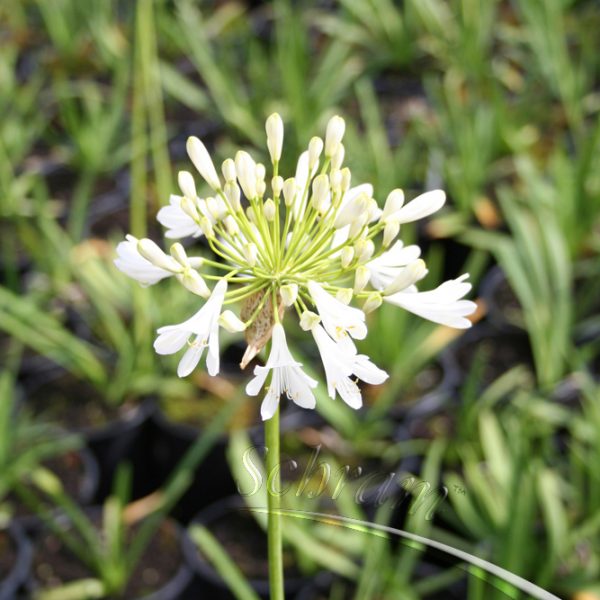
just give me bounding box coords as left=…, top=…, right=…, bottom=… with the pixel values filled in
left=292, top=151, right=318, bottom=221
left=384, top=189, right=445, bottom=224
left=307, top=280, right=366, bottom=350
left=153, top=280, right=227, bottom=377
left=114, top=235, right=178, bottom=285
left=157, top=195, right=203, bottom=239
left=366, top=241, right=422, bottom=291
left=311, top=324, right=388, bottom=409
left=384, top=274, right=476, bottom=329
left=246, top=324, right=317, bottom=420
left=325, top=115, right=345, bottom=157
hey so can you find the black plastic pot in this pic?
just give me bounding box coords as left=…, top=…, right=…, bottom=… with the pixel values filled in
left=182, top=496, right=310, bottom=599
left=0, top=521, right=32, bottom=600
left=84, top=399, right=157, bottom=502
left=27, top=510, right=192, bottom=600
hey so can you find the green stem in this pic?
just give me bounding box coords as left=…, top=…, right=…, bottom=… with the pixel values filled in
left=265, top=406, right=284, bottom=600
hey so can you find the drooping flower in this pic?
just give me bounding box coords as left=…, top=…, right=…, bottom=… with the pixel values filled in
left=115, top=113, right=477, bottom=419
left=246, top=324, right=317, bottom=420
left=384, top=274, right=477, bottom=329
left=153, top=280, right=227, bottom=376
left=114, top=235, right=179, bottom=285
left=311, top=324, right=387, bottom=409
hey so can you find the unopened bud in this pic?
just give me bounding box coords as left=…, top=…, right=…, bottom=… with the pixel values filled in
left=336, top=288, right=354, bottom=304
left=280, top=283, right=298, bottom=307
left=381, top=189, right=404, bottom=220
left=255, top=163, right=266, bottom=182
left=138, top=239, right=180, bottom=272
left=340, top=168, right=351, bottom=193
left=354, top=266, right=370, bottom=293
left=331, top=144, right=345, bottom=170
left=283, top=178, right=297, bottom=207
left=384, top=259, right=427, bottom=295
left=187, top=137, right=221, bottom=190
left=272, top=176, right=283, bottom=198
left=311, top=174, right=329, bottom=212
left=355, top=239, right=375, bottom=263
left=330, top=169, right=342, bottom=195
left=207, top=196, right=226, bottom=220
left=199, top=217, right=214, bottom=239
left=170, top=243, right=188, bottom=267
left=308, top=137, right=323, bottom=171
left=325, top=115, right=345, bottom=157
left=348, top=212, right=368, bottom=238
left=180, top=196, right=200, bottom=221
left=383, top=220, right=400, bottom=247
left=263, top=198, right=276, bottom=221
left=340, top=246, right=354, bottom=268
left=180, top=269, right=210, bottom=297
left=224, top=215, right=239, bottom=236
left=224, top=182, right=241, bottom=212
left=221, top=158, right=236, bottom=183
left=235, top=151, right=257, bottom=199
left=300, top=310, right=321, bottom=331
left=362, top=293, right=382, bottom=314
left=266, top=113, right=284, bottom=163
left=256, top=179, right=266, bottom=198
left=219, top=310, right=247, bottom=332
left=178, top=170, right=196, bottom=199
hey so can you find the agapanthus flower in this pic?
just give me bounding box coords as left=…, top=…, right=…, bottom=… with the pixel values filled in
left=115, top=114, right=477, bottom=419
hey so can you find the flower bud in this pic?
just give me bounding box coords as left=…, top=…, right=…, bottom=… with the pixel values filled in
left=271, top=175, right=283, bottom=198
left=348, top=211, right=368, bottom=238
left=283, top=178, right=296, bottom=207
left=325, top=115, right=345, bottom=157
left=280, top=283, right=298, bottom=307
left=300, top=310, right=321, bottom=331
left=311, top=174, right=330, bottom=212
left=331, top=143, right=345, bottom=170
left=179, top=269, right=210, bottom=297
left=256, top=179, right=267, bottom=198
left=362, top=293, right=382, bottom=314
left=222, top=158, right=236, bottom=183
left=206, top=196, right=225, bottom=220
left=246, top=206, right=256, bottom=224
left=330, top=169, right=342, bottom=195
left=336, top=288, right=354, bottom=305
left=187, top=137, right=221, bottom=190
left=354, top=266, right=370, bottom=293
left=170, top=242, right=188, bottom=267
left=224, top=215, right=239, bottom=236
left=255, top=163, right=266, bottom=182
left=178, top=170, right=196, bottom=199
left=355, top=239, right=375, bottom=263
left=384, top=259, right=428, bottom=295
left=263, top=198, right=276, bottom=221
left=235, top=151, right=257, bottom=199
left=180, top=196, right=200, bottom=221
left=334, top=192, right=369, bottom=228
left=383, top=220, right=400, bottom=247
left=308, top=137, right=323, bottom=171
left=137, top=239, right=180, bottom=272
left=340, top=246, right=354, bottom=268
left=381, top=189, right=405, bottom=221
left=199, top=216, right=214, bottom=239
left=224, top=182, right=241, bottom=212
left=244, top=243, right=258, bottom=266
left=219, top=310, right=247, bottom=332
left=266, top=113, right=284, bottom=163
left=340, top=167, right=351, bottom=193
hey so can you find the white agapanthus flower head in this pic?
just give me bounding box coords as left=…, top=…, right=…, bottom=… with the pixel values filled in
left=115, top=114, right=477, bottom=419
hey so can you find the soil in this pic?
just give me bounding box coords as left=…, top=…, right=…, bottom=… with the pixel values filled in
left=32, top=517, right=182, bottom=598
left=198, top=509, right=302, bottom=581
left=0, top=529, right=16, bottom=581
left=9, top=450, right=88, bottom=519
left=399, top=362, right=445, bottom=404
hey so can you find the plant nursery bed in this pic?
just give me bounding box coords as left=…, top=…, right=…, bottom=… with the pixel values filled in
left=30, top=517, right=187, bottom=599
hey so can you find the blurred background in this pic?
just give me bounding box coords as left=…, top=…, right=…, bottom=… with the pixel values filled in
left=1, top=0, right=600, bottom=599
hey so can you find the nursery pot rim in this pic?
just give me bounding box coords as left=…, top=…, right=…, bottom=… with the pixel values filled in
left=0, top=520, right=32, bottom=600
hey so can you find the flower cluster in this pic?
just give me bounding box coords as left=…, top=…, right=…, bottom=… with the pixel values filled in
left=115, top=114, right=477, bottom=419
